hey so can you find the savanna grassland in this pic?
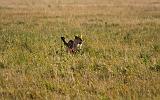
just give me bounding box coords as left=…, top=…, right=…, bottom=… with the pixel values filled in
left=0, top=0, right=160, bottom=99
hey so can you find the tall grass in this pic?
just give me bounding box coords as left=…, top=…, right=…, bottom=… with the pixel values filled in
left=0, top=0, right=160, bottom=99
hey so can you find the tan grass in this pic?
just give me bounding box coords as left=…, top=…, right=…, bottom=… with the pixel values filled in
left=0, top=0, right=160, bottom=99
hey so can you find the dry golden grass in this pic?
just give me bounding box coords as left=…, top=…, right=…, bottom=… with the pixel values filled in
left=0, top=0, right=160, bottom=99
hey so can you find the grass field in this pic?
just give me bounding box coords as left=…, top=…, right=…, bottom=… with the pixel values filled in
left=0, top=0, right=160, bottom=99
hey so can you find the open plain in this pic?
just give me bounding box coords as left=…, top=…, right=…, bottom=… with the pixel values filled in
left=0, top=0, right=160, bottom=99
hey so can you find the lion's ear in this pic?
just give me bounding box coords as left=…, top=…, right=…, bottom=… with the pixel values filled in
left=75, top=36, right=78, bottom=39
